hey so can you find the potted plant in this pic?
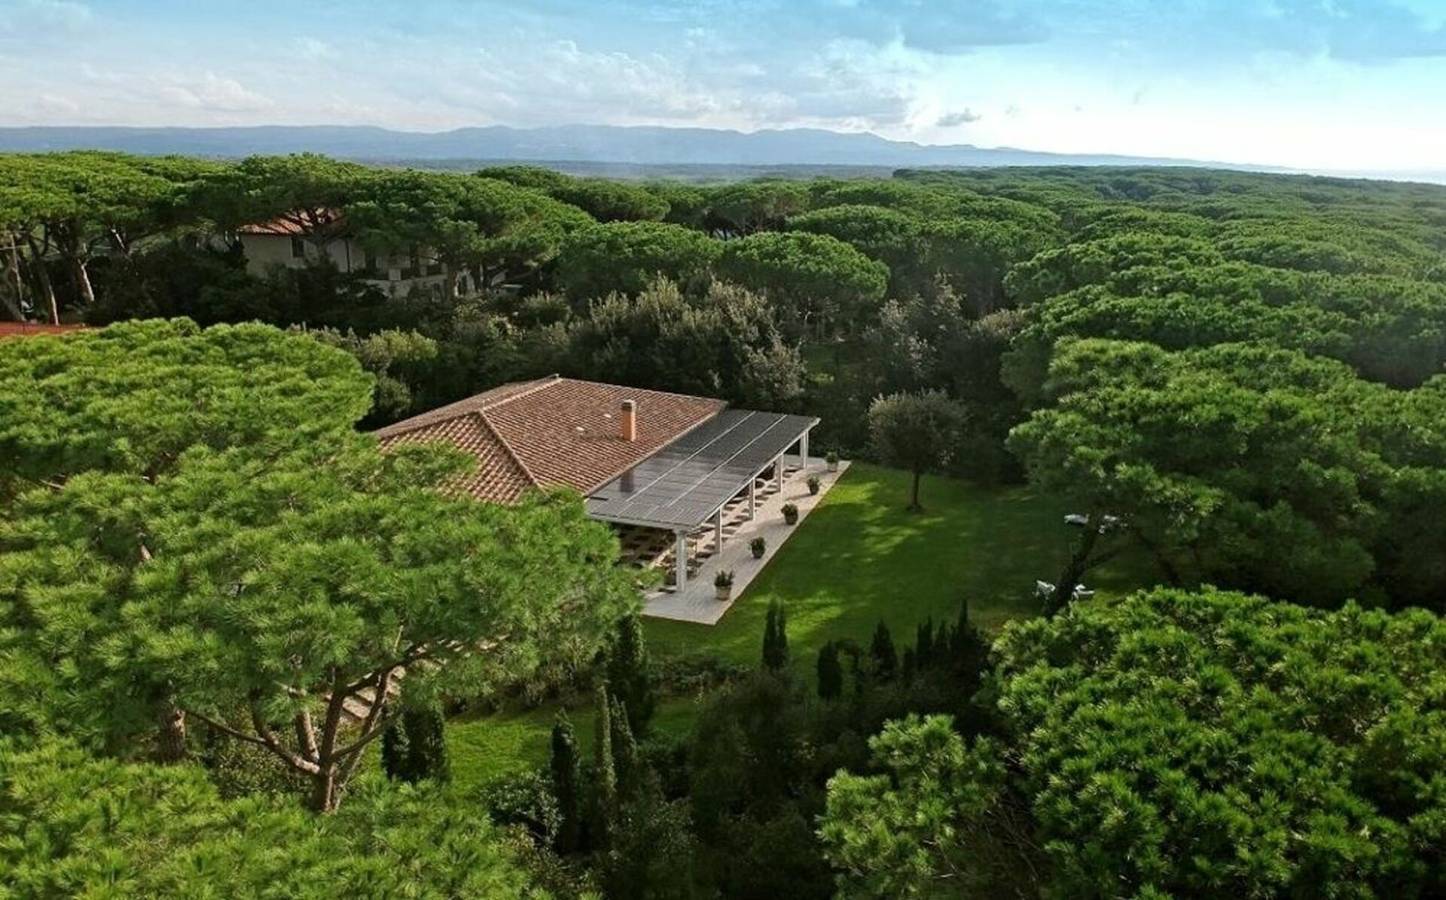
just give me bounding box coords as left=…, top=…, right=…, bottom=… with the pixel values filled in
left=825, top=451, right=839, bottom=473
left=714, top=569, right=735, bottom=602
left=807, top=475, right=821, bottom=496
left=782, top=503, right=799, bottom=525
left=750, top=536, right=767, bottom=559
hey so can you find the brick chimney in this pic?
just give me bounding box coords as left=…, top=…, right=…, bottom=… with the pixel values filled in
left=620, top=399, right=637, bottom=442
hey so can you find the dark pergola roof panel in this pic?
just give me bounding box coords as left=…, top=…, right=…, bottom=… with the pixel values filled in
left=585, top=409, right=818, bottom=530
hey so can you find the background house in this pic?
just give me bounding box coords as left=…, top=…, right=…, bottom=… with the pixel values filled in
left=237, top=214, right=472, bottom=299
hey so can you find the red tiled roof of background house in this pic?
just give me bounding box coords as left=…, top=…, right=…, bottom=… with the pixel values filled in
left=374, top=376, right=725, bottom=505
left=237, top=209, right=346, bottom=236
left=0, top=322, right=86, bottom=338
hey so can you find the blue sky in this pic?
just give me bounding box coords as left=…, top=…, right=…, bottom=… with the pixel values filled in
left=2, top=0, right=1445, bottom=171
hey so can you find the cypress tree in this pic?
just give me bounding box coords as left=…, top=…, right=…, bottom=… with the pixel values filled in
left=817, top=641, right=843, bottom=700
left=606, top=615, right=656, bottom=735
left=763, top=600, right=790, bottom=671
left=550, top=713, right=582, bottom=854
left=592, top=683, right=617, bottom=847
left=902, top=647, right=916, bottom=683
left=870, top=621, right=898, bottom=681
left=952, top=599, right=990, bottom=695
left=381, top=716, right=412, bottom=782
left=402, top=701, right=450, bottom=784
left=608, top=695, right=639, bottom=791
left=382, top=701, right=448, bottom=784
left=916, top=617, right=935, bottom=672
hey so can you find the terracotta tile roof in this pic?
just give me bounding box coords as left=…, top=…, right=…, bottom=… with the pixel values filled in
left=238, top=209, right=345, bottom=236
left=375, top=376, right=725, bottom=505
left=0, top=322, right=86, bottom=338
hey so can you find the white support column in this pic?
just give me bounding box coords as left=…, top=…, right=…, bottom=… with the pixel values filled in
left=714, top=508, right=724, bottom=552
left=674, top=530, right=688, bottom=591
left=774, top=454, right=783, bottom=491
left=748, top=476, right=757, bottom=519
left=800, top=430, right=810, bottom=472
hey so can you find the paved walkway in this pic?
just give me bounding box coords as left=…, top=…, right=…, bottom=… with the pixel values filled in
left=642, top=457, right=850, bottom=625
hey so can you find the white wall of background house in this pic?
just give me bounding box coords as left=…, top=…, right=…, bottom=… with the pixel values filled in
left=237, top=233, right=471, bottom=299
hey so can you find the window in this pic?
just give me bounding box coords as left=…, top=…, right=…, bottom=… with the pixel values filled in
left=290, top=236, right=306, bottom=259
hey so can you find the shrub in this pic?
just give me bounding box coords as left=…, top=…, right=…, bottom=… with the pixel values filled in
left=807, top=475, right=821, bottom=495
left=750, top=536, right=767, bottom=558
left=655, top=653, right=750, bottom=695
left=782, top=503, right=799, bottom=525
left=825, top=451, right=839, bottom=468
left=479, top=770, right=562, bottom=846
left=715, top=569, right=735, bottom=589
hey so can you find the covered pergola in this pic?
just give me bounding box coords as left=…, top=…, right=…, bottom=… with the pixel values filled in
left=586, top=409, right=819, bottom=590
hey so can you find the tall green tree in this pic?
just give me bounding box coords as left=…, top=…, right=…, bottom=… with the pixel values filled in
left=1008, top=338, right=1446, bottom=611
left=762, top=600, right=790, bottom=672
left=816, top=641, right=843, bottom=701
left=549, top=712, right=583, bottom=854
left=380, top=715, right=411, bottom=782
left=591, top=682, right=618, bottom=847
left=564, top=278, right=804, bottom=410
left=1, top=740, right=545, bottom=897
left=478, top=166, right=670, bottom=222
left=0, top=321, right=637, bottom=810
left=348, top=170, right=590, bottom=301
left=0, top=320, right=372, bottom=757
left=553, top=220, right=722, bottom=299
left=608, top=694, right=639, bottom=792
left=605, top=614, right=656, bottom=736
left=3, top=437, right=634, bottom=811
left=200, top=153, right=367, bottom=253
left=867, top=390, right=967, bottom=511
left=389, top=699, right=450, bottom=785
left=822, top=588, right=1446, bottom=898
left=717, top=231, right=888, bottom=340
left=868, top=622, right=897, bottom=682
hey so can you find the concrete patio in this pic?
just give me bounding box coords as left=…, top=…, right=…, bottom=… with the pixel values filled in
left=642, top=457, right=851, bottom=624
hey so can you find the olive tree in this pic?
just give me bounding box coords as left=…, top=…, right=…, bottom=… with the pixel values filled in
left=867, top=390, right=967, bottom=511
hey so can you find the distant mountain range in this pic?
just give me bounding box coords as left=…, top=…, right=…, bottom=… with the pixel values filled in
left=0, top=123, right=1278, bottom=171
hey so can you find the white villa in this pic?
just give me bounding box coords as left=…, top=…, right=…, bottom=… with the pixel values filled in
left=237, top=213, right=475, bottom=299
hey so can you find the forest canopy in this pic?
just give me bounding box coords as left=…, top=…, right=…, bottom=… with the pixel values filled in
left=3, top=151, right=1445, bottom=897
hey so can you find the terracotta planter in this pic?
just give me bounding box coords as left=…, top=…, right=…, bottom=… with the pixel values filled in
left=827, top=460, right=839, bottom=473
left=716, top=586, right=732, bottom=602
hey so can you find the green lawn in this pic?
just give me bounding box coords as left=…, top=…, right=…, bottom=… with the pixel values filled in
left=447, top=462, right=1153, bottom=789
left=449, top=696, right=702, bottom=794
left=645, top=461, right=1151, bottom=669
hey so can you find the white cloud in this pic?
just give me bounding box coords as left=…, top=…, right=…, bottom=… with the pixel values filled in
left=155, top=73, right=274, bottom=113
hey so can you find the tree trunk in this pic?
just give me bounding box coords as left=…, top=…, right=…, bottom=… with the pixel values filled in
left=1, top=236, right=24, bottom=321
left=443, top=262, right=458, bottom=303
left=309, top=767, right=339, bottom=813
left=72, top=257, right=95, bottom=308
left=155, top=702, right=188, bottom=763
left=1132, top=527, right=1183, bottom=586
left=910, top=470, right=923, bottom=511
left=1049, top=514, right=1105, bottom=615
left=23, top=233, right=59, bottom=325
